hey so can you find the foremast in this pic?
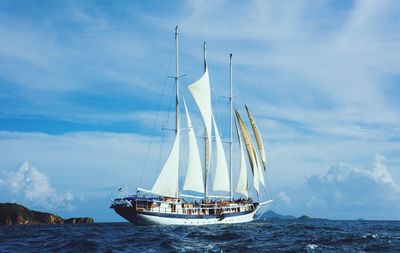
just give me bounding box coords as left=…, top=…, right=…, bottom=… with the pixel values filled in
left=148, top=26, right=181, bottom=198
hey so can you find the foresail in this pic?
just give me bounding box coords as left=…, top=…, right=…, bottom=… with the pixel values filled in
left=245, top=105, right=267, bottom=170
left=188, top=66, right=212, bottom=193
left=212, top=115, right=230, bottom=192
left=235, top=110, right=259, bottom=194
left=151, top=129, right=180, bottom=198
left=183, top=99, right=204, bottom=193
left=234, top=120, right=248, bottom=197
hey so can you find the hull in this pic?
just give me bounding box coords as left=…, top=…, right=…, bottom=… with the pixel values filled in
left=135, top=210, right=256, bottom=225
left=112, top=201, right=270, bottom=226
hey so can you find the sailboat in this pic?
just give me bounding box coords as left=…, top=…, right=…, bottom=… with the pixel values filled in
left=110, top=26, right=272, bottom=225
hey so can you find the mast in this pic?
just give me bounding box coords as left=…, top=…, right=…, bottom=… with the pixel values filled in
left=175, top=26, right=180, bottom=134
left=203, top=42, right=209, bottom=200
left=150, top=27, right=181, bottom=198
left=229, top=54, right=233, bottom=201
left=175, top=25, right=180, bottom=198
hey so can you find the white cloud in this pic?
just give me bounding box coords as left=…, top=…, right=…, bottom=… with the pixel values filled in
left=277, top=191, right=291, bottom=206
left=306, top=154, right=400, bottom=212
left=0, top=161, right=74, bottom=210
left=0, top=131, right=164, bottom=194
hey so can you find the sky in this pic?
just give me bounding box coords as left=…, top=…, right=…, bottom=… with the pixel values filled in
left=0, top=0, right=400, bottom=221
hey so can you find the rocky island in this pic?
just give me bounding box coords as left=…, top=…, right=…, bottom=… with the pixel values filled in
left=0, top=203, right=94, bottom=225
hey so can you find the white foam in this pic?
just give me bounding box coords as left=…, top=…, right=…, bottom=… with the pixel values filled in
left=306, top=244, right=318, bottom=250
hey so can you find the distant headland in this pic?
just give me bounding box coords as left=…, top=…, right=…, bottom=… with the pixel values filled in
left=260, top=210, right=328, bottom=221
left=0, top=203, right=94, bottom=225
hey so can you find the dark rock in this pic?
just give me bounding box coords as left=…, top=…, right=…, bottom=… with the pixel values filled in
left=0, top=203, right=93, bottom=225
left=64, top=217, right=94, bottom=224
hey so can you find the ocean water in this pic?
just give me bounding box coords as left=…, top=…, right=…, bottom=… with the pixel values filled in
left=1, top=220, right=399, bottom=252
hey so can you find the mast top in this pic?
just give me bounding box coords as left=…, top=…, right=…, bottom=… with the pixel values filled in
left=203, top=42, right=207, bottom=71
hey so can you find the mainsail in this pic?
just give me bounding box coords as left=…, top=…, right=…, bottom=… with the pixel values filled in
left=234, top=120, right=248, bottom=197
left=212, top=115, right=230, bottom=192
left=235, top=110, right=259, bottom=194
left=245, top=105, right=267, bottom=170
left=188, top=61, right=212, bottom=195
left=183, top=99, right=204, bottom=193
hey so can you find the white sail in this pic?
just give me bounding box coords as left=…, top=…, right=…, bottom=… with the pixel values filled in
left=188, top=66, right=212, bottom=191
left=151, top=128, right=180, bottom=198
left=252, top=145, right=266, bottom=188
left=235, top=120, right=248, bottom=197
left=245, top=105, right=267, bottom=170
left=212, top=115, right=230, bottom=192
left=235, top=110, right=259, bottom=194
left=183, top=99, right=204, bottom=193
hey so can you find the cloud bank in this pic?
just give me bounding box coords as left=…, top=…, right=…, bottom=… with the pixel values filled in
left=307, top=154, right=400, bottom=211
left=0, top=161, right=74, bottom=210
left=273, top=154, right=400, bottom=219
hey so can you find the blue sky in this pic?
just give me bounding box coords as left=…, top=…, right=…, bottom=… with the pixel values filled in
left=0, top=0, right=400, bottom=221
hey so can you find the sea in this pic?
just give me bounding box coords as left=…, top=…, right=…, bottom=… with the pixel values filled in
left=1, top=220, right=399, bottom=252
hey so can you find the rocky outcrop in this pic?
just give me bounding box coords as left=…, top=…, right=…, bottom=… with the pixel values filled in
left=0, top=203, right=93, bottom=225
left=64, top=217, right=94, bottom=224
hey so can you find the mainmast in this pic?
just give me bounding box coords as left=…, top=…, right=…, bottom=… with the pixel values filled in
left=229, top=53, right=233, bottom=201
left=203, top=42, right=209, bottom=200
left=175, top=25, right=180, bottom=198
left=175, top=26, right=180, bottom=134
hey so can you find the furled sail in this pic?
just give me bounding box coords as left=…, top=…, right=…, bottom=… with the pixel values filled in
left=245, top=105, right=267, bottom=170
left=212, top=115, right=230, bottom=192
left=188, top=66, right=212, bottom=193
left=234, top=120, right=248, bottom=197
left=235, top=110, right=259, bottom=194
left=183, top=99, right=204, bottom=193
left=151, top=120, right=180, bottom=198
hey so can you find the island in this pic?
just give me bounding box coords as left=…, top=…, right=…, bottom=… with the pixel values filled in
left=259, top=210, right=328, bottom=221
left=0, top=203, right=94, bottom=225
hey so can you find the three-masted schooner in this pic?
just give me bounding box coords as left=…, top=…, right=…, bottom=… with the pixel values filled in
left=111, top=26, right=272, bottom=225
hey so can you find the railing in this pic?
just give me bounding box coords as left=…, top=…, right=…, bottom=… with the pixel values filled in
left=134, top=202, right=255, bottom=215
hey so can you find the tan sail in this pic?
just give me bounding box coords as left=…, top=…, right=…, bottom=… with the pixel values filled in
left=245, top=105, right=267, bottom=170
left=235, top=110, right=259, bottom=194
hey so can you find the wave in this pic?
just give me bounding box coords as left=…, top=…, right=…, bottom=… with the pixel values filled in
left=0, top=220, right=399, bottom=252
